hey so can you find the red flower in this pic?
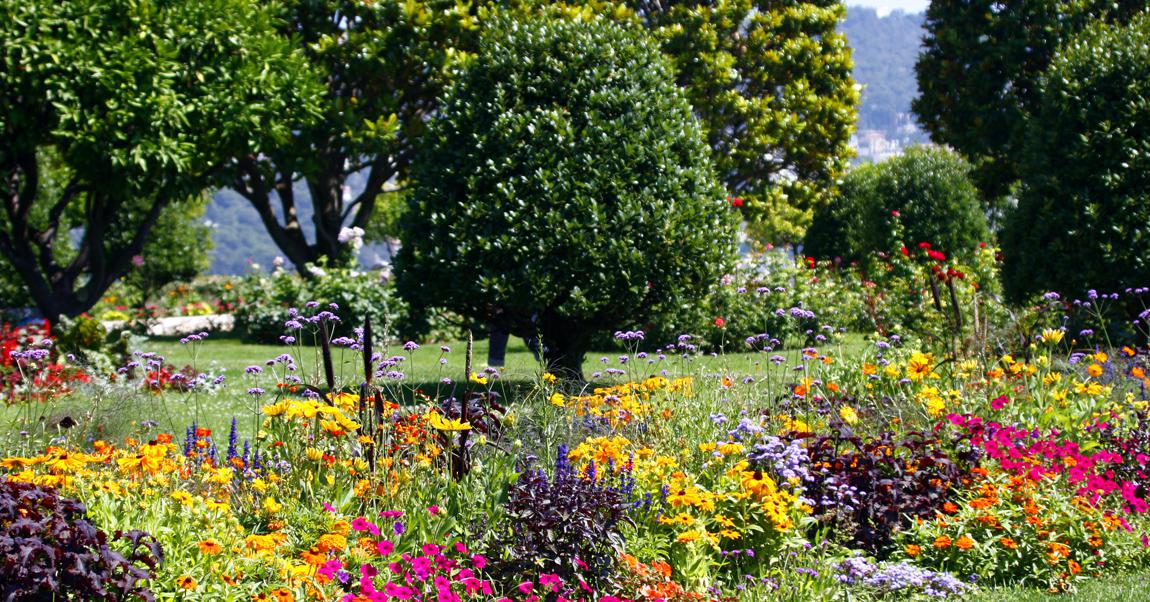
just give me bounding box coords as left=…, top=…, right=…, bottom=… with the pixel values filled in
left=927, top=249, right=947, bottom=262
left=918, top=242, right=932, bottom=249
left=727, top=196, right=744, bottom=208
left=714, top=317, right=726, bottom=328
left=900, top=246, right=909, bottom=256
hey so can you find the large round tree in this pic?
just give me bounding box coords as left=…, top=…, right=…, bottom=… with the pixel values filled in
left=396, top=13, right=736, bottom=380
left=1001, top=14, right=1150, bottom=302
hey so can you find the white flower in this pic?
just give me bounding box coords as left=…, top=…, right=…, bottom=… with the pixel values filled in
left=337, top=226, right=365, bottom=244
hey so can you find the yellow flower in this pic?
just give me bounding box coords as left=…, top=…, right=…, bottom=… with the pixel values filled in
left=549, top=392, right=566, bottom=407
left=1093, top=351, right=1109, bottom=363
left=198, top=539, right=223, bottom=555
left=469, top=372, right=488, bottom=385
left=262, top=400, right=290, bottom=417
left=171, top=491, right=194, bottom=506
left=245, top=532, right=285, bottom=553
left=205, top=467, right=234, bottom=485
left=838, top=406, right=859, bottom=425
left=428, top=411, right=471, bottom=431
left=262, top=496, right=283, bottom=515
left=1087, top=363, right=1104, bottom=377
left=907, top=352, right=934, bottom=381
left=718, top=442, right=744, bottom=456
left=542, top=372, right=558, bottom=384
left=675, top=530, right=702, bottom=543
left=1039, top=329, right=1065, bottom=344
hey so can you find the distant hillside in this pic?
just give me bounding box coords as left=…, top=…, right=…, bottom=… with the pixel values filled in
left=842, top=6, right=926, bottom=133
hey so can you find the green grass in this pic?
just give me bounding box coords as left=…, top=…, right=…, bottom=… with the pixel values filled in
left=0, top=331, right=871, bottom=453
left=972, top=572, right=1150, bottom=601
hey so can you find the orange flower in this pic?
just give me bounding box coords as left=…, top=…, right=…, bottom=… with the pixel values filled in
left=934, top=535, right=952, bottom=549
left=271, top=588, right=295, bottom=602
left=942, top=502, right=958, bottom=514
left=301, top=546, right=327, bottom=566
left=1000, top=538, right=1018, bottom=550
left=198, top=539, right=222, bottom=555
left=316, top=533, right=347, bottom=553
left=905, top=544, right=921, bottom=557
left=1068, top=559, right=1082, bottom=575
left=956, top=535, right=975, bottom=550
left=177, top=575, right=197, bottom=590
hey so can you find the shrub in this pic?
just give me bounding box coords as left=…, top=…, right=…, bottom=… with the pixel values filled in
left=1001, top=14, right=1150, bottom=304
left=396, top=12, right=735, bottom=380
left=485, top=449, right=632, bottom=590
left=0, top=481, right=162, bottom=601
left=798, top=425, right=972, bottom=557
left=805, top=146, right=989, bottom=265
left=233, top=261, right=405, bottom=344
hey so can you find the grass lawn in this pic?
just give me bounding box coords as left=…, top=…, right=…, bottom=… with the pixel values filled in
left=972, top=572, right=1150, bottom=601
left=2, top=331, right=870, bottom=445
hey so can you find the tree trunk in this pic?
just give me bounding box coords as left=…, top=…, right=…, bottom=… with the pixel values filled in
left=538, top=317, right=590, bottom=385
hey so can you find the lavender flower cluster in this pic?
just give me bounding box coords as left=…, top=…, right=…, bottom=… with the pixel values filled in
left=835, top=557, right=968, bottom=598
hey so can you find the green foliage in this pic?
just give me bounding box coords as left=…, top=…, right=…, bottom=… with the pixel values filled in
left=122, top=195, right=213, bottom=307
left=0, top=0, right=320, bottom=320
left=227, top=0, right=488, bottom=269
left=627, top=0, right=859, bottom=243
left=233, top=262, right=404, bottom=344
left=914, top=0, right=1144, bottom=202
left=1001, top=13, right=1150, bottom=304
left=396, top=12, right=736, bottom=378
left=806, top=146, right=988, bottom=264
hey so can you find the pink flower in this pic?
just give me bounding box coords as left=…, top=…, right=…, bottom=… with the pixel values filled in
left=318, top=558, right=343, bottom=580
left=471, top=554, right=487, bottom=569
left=385, top=582, right=414, bottom=600
left=323, top=502, right=337, bottom=512
left=991, top=395, right=1009, bottom=410
left=377, top=540, right=395, bottom=556
left=380, top=510, right=405, bottom=518
left=422, top=543, right=441, bottom=556
left=539, top=573, right=562, bottom=592
left=454, top=541, right=468, bottom=554
left=517, top=581, right=534, bottom=595
left=427, top=505, right=441, bottom=515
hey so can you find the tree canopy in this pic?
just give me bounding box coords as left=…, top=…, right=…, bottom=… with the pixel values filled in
left=0, top=0, right=319, bottom=321
left=396, top=12, right=736, bottom=379
left=623, top=0, right=858, bottom=243
left=226, top=0, right=488, bottom=272
left=914, top=0, right=1144, bottom=202
left=1001, top=13, right=1150, bottom=302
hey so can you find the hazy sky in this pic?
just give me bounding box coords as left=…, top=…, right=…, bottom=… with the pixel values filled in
left=851, top=0, right=928, bottom=16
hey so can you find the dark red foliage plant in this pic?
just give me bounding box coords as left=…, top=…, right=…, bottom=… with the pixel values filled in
left=0, top=481, right=162, bottom=601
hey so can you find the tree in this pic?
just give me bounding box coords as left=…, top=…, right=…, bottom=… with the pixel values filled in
left=914, top=0, right=1143, bottom=203
left=1001, top=14, right=1150, bottom=303
left=625, top=0, right=859, bottom=243
left=396, top=13, right=736, bottom=380
left=0, top=0, right=319, bottom=322
left=226, top=0, right=487, bottom=272
left=805, top=146, right=988, bottom=263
